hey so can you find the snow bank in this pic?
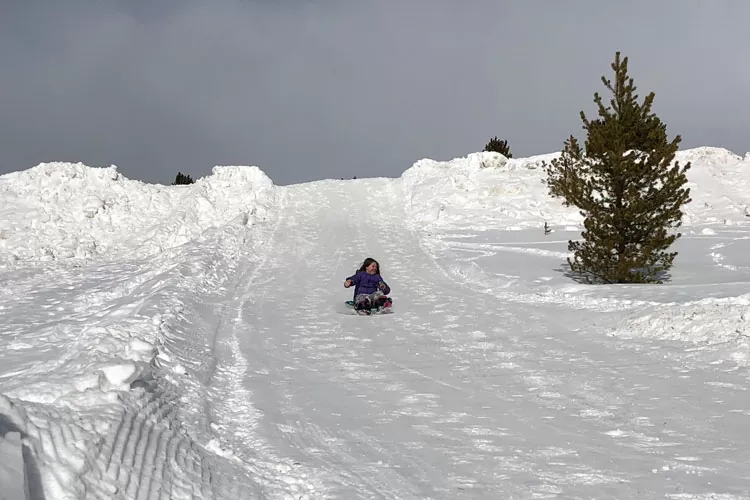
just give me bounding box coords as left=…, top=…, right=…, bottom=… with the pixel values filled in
left=0, top=162, right=284, bottom=494
left=676, top=147, right=750, bottom=226
left=401, top=151, right=579, bottom=231
left=0, top=162, right=276, bottom=263
left=609, top=295, right=750, bottom=367
left=0, top=208, right=280, bottom=498
left=401, top=147, right=750, bottom=232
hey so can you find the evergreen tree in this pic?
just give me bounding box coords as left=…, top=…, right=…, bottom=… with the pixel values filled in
left=543, top=52, right=691, bottom=284
left=483, top=136, right=512, bottom=158
left=173, top=171, right=195, bottom=185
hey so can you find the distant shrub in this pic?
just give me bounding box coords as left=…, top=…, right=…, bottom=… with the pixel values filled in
left=483, top=136, right=512, bottom=158
left=173, top=171, right=195, bottom=185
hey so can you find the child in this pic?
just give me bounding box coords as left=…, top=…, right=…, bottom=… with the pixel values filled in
left=344, top=258, right=392, bottom=313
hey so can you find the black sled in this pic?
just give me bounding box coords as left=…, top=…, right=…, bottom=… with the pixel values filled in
left=345, top=297, right=393, bottom=315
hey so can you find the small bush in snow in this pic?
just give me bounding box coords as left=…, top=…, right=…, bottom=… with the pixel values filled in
left=543, top=52, right=691, bottom=284
left=483, top=136, right=512, bottom=158
left=173, top=171, right=195, bottom=185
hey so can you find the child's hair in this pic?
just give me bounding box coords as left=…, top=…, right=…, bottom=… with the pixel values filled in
left=357, top=257, right=381, bottom=274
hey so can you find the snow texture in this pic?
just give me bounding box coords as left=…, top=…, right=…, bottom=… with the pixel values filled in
left=1, top=146, right=750, bottom=499
left=0, top=162, right=274, bottom=263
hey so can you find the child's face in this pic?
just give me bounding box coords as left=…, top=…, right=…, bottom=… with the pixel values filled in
left=366, top=262, right=378, bottom=274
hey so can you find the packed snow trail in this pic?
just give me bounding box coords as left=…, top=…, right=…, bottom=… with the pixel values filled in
left=213, top=179, right=750, bottom=498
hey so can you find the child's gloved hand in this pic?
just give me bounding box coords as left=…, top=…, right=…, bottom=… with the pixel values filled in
left=344, top=279, right=353, bottom=288
left=377, top=281, right=386, bottom=291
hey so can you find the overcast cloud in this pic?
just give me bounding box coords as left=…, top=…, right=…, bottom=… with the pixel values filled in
left=1, top=1, right=748, bottom=185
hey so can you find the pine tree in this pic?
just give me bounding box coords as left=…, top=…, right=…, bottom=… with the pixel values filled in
left=543, top=52, right=691, bottom=284
left=483, top=136, right=512, bottom=158
left=173, top=171, right=195, bottom=185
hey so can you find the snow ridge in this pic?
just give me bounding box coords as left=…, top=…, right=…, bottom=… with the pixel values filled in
left=401, top=146, right=750, bottom=232
left=0, top=162, right=274, bottom=263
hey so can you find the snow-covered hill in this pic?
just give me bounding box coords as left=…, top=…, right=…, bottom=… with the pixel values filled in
left=401, top=146, right=750, bottom=232
left=1, top=147, right=750, bottom=498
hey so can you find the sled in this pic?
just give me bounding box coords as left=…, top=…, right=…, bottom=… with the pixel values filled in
left=345, top=297, right=393, bottom=315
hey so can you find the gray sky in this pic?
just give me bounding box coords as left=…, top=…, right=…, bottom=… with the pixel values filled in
left=1, top=1, right=748, bottom=185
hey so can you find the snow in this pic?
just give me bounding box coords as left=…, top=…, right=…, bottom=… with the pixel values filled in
left=401, top=146, right=750, bottom=232
left=0, top=161, right=274, bottom=262
left=1, top=146, right=750, bottom=498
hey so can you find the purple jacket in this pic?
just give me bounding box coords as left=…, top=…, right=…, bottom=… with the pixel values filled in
left=347, top=270, right=391, bottom=297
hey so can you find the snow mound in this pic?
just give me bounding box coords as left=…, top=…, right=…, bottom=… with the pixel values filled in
left=0, top=162, right=276, bottom=263
left=675, top=147, right=750, bottom=226
left=401, top=147, right=750, bottom=232
left=401, top=151, right=578, bottom=231
left=610, top=295, right=750, bottom=366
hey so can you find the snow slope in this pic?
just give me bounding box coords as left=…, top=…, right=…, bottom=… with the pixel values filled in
left=1, top=147, right=750, bottom=498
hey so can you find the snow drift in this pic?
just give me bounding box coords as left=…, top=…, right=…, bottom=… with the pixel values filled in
left=609, top=293, right=750, bottom=368
left=401, top=146, right=750, bottom=232
left=401, top=150, right=579, bottom=231
left=0, top=162, right=276, bottom=263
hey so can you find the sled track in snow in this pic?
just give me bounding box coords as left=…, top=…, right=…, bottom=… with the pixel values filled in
left=1, top=379, right=253, bottom=500
left=0, top=203, right=295, bottom=498
left=79, top=189, right=321, bottom=500
left=79, top=220, right=282, bottom=499
left=87, top=385, right=262, bottom=500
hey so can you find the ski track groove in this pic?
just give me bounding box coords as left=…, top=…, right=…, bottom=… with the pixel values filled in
left=0, top=216, right=300, bottom=498
left=175, top=187, right=327, bottom=499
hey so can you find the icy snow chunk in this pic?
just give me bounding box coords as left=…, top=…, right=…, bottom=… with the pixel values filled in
left=127, top=338, right=154, bottom=354
left=82, top=195, right=104, bottom=218
left=99, top=363, right=137, bottom=390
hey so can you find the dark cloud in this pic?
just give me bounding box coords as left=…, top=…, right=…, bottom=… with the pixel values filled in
left=1, top=1, right=748, bottom=185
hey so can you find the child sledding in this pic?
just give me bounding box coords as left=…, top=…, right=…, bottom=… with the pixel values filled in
left=344, top=258, right=393, bottom=315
